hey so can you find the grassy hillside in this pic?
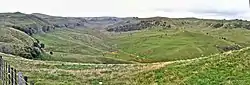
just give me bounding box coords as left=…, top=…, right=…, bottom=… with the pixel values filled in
left=0, top=26, right=46, bottom=59
left=33, top=25, right=250, bottom=64
left=106, top=28, right=249, bottom=63
left=106, top=47, right=250, bottom=85
left=2, top=40, right=250, bottom=85
left=0, top=52, right=147, bottom=85
left=34, top=28, right=134, bottom=64
left=0, top=12, right=55, bottom=35
left=2, top=12, right=250, bottom=85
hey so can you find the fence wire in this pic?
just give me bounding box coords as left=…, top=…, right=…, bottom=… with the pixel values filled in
left=0, top=56, right=33, bottom=85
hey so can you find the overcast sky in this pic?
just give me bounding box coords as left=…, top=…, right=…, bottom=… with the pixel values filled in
left=1, top=0, right=250, bottom=19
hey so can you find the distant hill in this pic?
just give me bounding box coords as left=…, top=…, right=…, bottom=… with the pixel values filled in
left=2, top=12, right=250, bottom=84
left=0, top=12, right=127, bottom=35
left=106, top=17, right=250, bottom=32
left=1, top=12, right=250, bottom=60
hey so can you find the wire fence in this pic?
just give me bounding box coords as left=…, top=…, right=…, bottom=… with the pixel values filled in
left=0, top=56, right=34, bottom=85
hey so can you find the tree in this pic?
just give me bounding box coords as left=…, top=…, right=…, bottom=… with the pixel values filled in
left=50, top=51, right=53, bottom=55
left=33, top=42, right=40, bottom=47
left=40, top=43, right=45, bottom=48
left=212, top=23, right=223, bottom=28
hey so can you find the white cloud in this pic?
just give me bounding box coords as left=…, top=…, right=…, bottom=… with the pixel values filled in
left=0, top=0, right=249, bottom=19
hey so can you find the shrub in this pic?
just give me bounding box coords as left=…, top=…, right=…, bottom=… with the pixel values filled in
left=216, top=45, right=241, bottom=52
left=40, top=43, right=45, bottom=48
left=212, top=23, right=224, bottom=28
left=50, top=51, right=53, bottom=55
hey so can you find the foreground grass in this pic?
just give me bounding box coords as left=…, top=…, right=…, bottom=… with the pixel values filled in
left=107, top=47, right=250, bottom=85
left=2, top=45, right=250, bottom=85
left=0, top=52, right=148, bottom=85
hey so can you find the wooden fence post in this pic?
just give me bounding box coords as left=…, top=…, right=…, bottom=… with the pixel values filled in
left=0, top=56, right=2, bottom=80
left=11, top=67, right=13, bottom=85
left=2, top=60, right=4, bottom=85
left=5, top=62, right=7, bottom=85
left=0, top=56, right=32, bottom=85
left=8, top=65, right=10, bottom=85
left=24, top=76, right=28, bottom=85
left=14, top=69, right=17, bottom=85
left=18, top=72, right=24, bottom=85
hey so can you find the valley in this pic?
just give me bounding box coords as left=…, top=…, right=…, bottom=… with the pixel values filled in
left=1, top=12, right=250, bottom=84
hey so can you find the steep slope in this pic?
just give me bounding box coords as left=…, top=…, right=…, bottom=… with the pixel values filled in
left=0, top=12, right=127, bottom=60
left=0, top=26, right=44, bottom=59
left=32, top=13, right=125, bottom=29
left=0, top=12, right=55, bottom=35
left=32, top=13, right=87, bottom=28
left=33, top=28, right=134, bottom=64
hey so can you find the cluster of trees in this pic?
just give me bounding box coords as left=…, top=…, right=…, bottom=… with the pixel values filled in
left=107, top=18, right=250, bottom=32
left=23, top=39, right=45, bottom=59
left=215, top=45, right=241, bottom=52
left=7, top=24, right=55, bottom=36
left=4, top=25, right=54, bottom=59
left=207, top=19, right=250, bottom=29
left=106, top=20, right=172, bottom=32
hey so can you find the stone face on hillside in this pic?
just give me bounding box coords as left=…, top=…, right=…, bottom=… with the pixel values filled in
left=0, top=13, right=124, bottom=35
left=32, top=13, right=124, bottom=29
left=106, top=18, right=250, bottom=32
left=106, top=19, right=173, bottom=32
left=2, top=12, right=250, bottom=34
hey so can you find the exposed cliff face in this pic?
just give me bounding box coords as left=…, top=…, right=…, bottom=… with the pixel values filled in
left=0, top=12, right=124, bottom=36
left=32, top=13, right=87, bottom=28
left=0, top=12, right=55, bottom=35
left=0, top=12, right=126, bottom=59
left=105, top=18, right=172, bottom=32
left=105, top=17, right=250, bottom=32
left=32, top=13, right=124, bottom=29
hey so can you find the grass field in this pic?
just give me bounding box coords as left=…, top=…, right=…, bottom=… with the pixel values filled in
left=106, top=47, right=250, bottom=85
left=33, top=28, right=135, bottom=64
left=33, top=27, right=250, bottom=64
left=3, top=15, right=250, bottom=85
left=21, top=25, right=250, bottom=85
left=2, top=41, right=250, bottom=85
left=107, top=28, right=250, bottom=63
left=0, top=52, right=149, bottom=85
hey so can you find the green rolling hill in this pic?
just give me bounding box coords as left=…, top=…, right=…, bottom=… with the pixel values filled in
left=1, top=12, right=250, bottom=84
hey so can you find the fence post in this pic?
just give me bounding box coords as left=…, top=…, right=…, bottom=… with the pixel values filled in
left=2, top=61, right=4, bottom=85
left=8, top=65, right=10, bottom=85
left=0, top=57, right=31, bottom=85
left=24, top=76, right=28, bottom=85
left=0, top=56, right=2, bottom=80
left=5, top=62, right=7, bottom=85
left=11, top=68, right=13, bottom=85
left=18, top=72, right=24, bottom=85
left=14, top=69, right=17, bottom=85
